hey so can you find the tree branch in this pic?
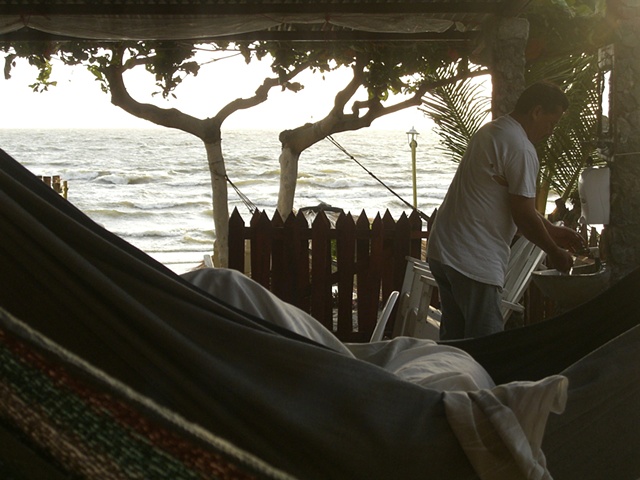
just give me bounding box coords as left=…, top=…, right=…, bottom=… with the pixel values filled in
left=103, top=56, right=211, bottom=140
left=279, top=66, right=490, bottom=153
left=278, top=57, right=366, bottom=148
left=352, top=67, right=490, bottom=122
left=215, top=61, right=310, bottom=122
left=122, top=54, right=154, bottom=71
left=330, top=58, right=366, bottom=117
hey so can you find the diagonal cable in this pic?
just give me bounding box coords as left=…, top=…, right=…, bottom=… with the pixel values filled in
left=326, top=135, right=430, bottom=222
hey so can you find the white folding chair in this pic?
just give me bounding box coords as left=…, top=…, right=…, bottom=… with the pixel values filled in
left=370, top=290, right=400, bottom=342
left=395, top=236, right=546, bottom=340
left=392, top=257, right=439, bottom=339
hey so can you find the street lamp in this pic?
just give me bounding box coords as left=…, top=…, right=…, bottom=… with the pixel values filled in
left=406, top=127, right=419, bottom=209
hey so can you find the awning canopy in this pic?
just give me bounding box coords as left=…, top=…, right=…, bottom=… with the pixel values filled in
left=0, top=0, right=533, bottom=42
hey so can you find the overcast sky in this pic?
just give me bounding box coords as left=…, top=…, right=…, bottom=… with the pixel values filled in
left=1, top=53, right=434, bottom=132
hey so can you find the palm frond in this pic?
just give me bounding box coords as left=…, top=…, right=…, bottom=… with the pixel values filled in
left=420, top=53, right=605, bottom=214
left=419, top=63, right=491, bottom=162
left=530, top=53, right=603, bottom=204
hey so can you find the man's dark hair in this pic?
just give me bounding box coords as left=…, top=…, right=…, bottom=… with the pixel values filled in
left=513, top=81, right=569, bottom=114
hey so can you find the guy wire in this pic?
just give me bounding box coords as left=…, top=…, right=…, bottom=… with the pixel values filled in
left=326, top=135, right=430, bottom=222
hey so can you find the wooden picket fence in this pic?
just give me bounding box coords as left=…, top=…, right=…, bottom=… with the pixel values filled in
left=228, top=207, right=428, bottom=342
left=227, top=207, right=593, bottom=342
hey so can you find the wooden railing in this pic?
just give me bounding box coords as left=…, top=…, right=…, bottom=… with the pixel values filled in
left=228, top=206, right=602, bottom=341
left=228, top=207, right=428, bottom=342
left=38, top=175, right=68, bottom=198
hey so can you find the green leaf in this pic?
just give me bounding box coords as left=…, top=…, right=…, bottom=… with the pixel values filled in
left=419, top=62, right=491, bottom=162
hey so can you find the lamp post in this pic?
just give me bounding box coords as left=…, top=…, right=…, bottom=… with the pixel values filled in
left=406, top=127, right=419, bottom=209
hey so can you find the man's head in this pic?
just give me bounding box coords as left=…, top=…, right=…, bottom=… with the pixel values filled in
left=512, top=82, right=569, bottom=143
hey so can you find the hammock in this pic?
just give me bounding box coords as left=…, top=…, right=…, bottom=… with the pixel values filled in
left=1, top=147, right=639, bottom=480
left=0, top=307, right=291, bottom=480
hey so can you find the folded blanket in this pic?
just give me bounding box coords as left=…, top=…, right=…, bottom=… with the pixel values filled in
left=444, top=376, right=567, bottom=480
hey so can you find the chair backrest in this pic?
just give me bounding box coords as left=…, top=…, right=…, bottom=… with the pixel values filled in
left=393, top=257, right=431, bottom=337
left=501, top=236, right=546, bottom=320
left=370, top=290, right=399, bottom=342
left=393, top=237, right=546, bottom=338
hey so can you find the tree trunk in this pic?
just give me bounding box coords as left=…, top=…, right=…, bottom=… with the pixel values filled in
left=103, top=55, right=312, bottom=267
left=272, top=63, right=460, bottom=221
left=277, top=146, right=300, bottom=218
left=205, top=141, right=229, bottom=267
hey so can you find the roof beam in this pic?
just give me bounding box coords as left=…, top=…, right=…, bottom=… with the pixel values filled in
left=0, top=1, right=505, bottom=16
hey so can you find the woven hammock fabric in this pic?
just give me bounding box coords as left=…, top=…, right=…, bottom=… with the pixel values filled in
left=0, top=307, right=283, bottom=479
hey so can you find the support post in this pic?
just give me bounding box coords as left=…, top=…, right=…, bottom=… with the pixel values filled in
left=486, top=17, right=529, bottom=118
left=603, top=0, right=640, bottom=280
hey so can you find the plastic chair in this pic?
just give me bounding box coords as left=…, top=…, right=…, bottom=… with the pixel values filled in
left=370, top=290, right=400, bottom=342
left=392, top=258, right=434, bottom=338
left=395, top=236, right=546, bottom=339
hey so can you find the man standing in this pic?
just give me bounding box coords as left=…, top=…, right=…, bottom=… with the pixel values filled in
left=427, top=82, right=584, bottom=340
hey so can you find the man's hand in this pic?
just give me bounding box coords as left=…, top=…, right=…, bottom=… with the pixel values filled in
left=509, top=195, right=581, bottom=273
left=547, top=224, right=586, bottom=253
left=548, top=246, right=574, bottom=273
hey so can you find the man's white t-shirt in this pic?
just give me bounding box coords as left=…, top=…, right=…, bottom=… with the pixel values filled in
left=427, top=114, right=539, bottom=287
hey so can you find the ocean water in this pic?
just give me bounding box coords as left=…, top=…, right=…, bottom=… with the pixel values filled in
left=0, top=128, right=457, bottom=272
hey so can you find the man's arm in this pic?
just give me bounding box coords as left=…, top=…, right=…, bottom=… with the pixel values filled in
left=539, top=214, right=586, bottom=252
left=509, top=194, right=579, bottom=273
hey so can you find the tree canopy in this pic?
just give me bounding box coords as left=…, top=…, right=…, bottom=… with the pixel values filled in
left=2, top=37, right=473, bottom=262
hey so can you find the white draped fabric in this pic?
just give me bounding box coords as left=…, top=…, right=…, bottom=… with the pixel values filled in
left=183, top=268, right=567, bottom=480
left=0, top=14, right=466, bottom=40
